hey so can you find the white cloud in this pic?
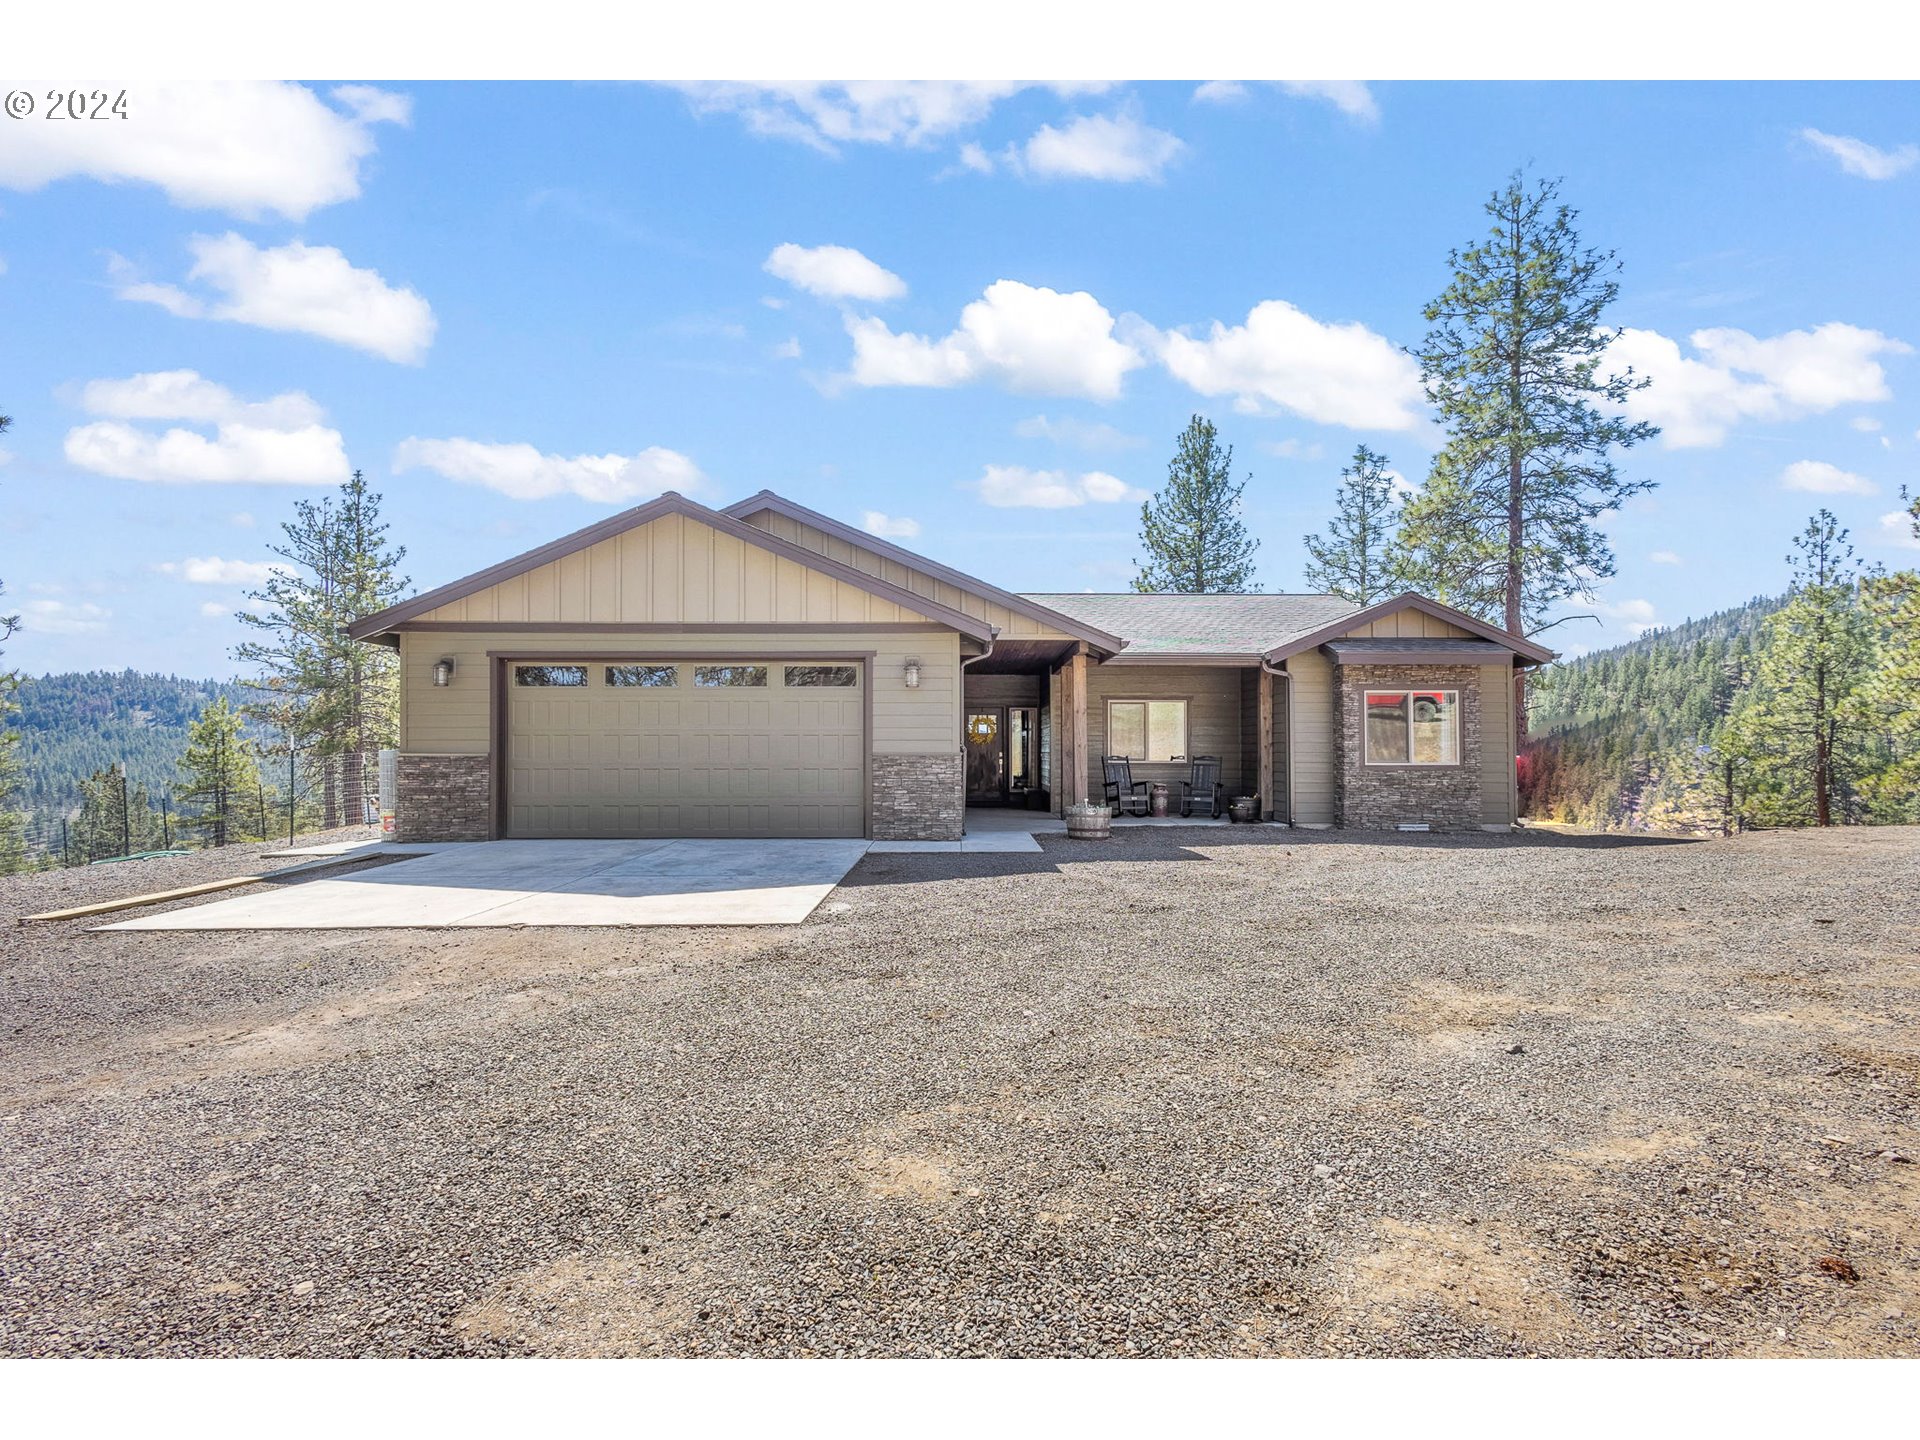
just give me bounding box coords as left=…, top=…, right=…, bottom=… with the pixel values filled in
left=393, top=437, right=705, bottom=504
left=1150, top=299, right=1426, bottom=429
left=22, top=599, right=110, bottom=634
left=230, top=512, right=256, bottom=528
left=764, top=242, right=905, bottom=301
left=667, top=82, right=1105, bottom=154
left=1801, top=128, right=1919, bottom=181
left=158, top=556, right=281, bottom=585
left=861, top=510, right=921, bottom=539
left=955, top=143, right=995, bottom=174
left=770, top=337, right=803, bottom=361
left=847, top=280, right=1144, bottom=401
left=65, top=370, right=349, bottom=486
left=66, top=421, right=350, bottom=487
left=1852, top=415, right=1883, bottom=432
left=0, top=81, right=409, bottom=220
left=117, top=234, right=435, bottom=363
left=1649, top=549, right=1683, bottom=565
left=1596, top=597, right=1660, bottom=635
left=1279, top=81, right=1380, bottom=123
left=76, top=369, right=323, bottom=428
left=0, top=446, right=11, bottom=467
left=1258, top=437, right=1326, bottom=461
left=1192, top=81, right=1251, bottom=105
left=1610, top=323, right=1912, bottom=447
left=1877, top=509, right=1920, bottom=550
left=199, top=600, right=233, bottom=619
left=972, top=464, right=1147, bottom=509
left=1015, top=414, right=1147, bottom=451
left=1781, top=459, right=1877, bottom=496
left=1018, top=113, right=1185, bottom=183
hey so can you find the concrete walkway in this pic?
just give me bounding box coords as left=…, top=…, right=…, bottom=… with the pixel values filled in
left=98, top=838, right=873, bottom=930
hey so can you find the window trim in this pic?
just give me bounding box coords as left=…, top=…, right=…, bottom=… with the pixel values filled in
left=1104, top=696, right=1191, bottom=765
left=1362, top=687, right=1461, bottom=767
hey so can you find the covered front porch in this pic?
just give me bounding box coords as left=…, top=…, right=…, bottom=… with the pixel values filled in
left=960, top=639, right=1284, bottom=824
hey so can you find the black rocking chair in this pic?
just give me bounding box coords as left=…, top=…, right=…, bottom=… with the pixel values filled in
left=1179, top=755, right=1226, bottom=819
left=1102, top=755, right=1151, bottom=816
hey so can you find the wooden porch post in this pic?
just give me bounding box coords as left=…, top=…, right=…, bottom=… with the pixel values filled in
left=1066, top=648, right=1089, bottom=807
left=1257, top=666, right=1275, bottom=822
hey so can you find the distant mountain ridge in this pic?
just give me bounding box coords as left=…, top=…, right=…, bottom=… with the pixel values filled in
left=5, top=670, right=263, bottom=821
left=1521, top=594, right=1786, bottom=827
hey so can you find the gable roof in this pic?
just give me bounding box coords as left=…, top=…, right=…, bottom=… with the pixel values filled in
left=1262, top=591, right=1558, bottom=666
left=1020, top=592, right=1361, bottom=662
left=722, top=490, right=1126, bottom=653
left=344, top=491, right=998, bottom=644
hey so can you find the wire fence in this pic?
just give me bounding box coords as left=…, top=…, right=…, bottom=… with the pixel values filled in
left=5, top=751, right=383, bottom=870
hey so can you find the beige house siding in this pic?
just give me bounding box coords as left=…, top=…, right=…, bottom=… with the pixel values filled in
left=741, top=509, right=1076, bottom=641
left=1479, top=663, right=1516, bottom=826
left=407, top=510, right=928, bottom=629
left=398, top=628, right=961, bottom=757
left=1334, top=610, right=1477, bottom=640
left=1078, top=663, right=1253, bottom=801
left=1286, top=648, right=1337, bottom=826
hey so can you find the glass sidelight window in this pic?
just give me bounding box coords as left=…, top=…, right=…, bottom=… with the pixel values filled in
left=1107, top=699, right=1188, bottom=763
left=1364, top=689, right=1459, bottom=765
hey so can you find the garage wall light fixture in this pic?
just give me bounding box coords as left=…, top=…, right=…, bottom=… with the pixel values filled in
left=432, top=658, right=456, bottom=687
left=903, top=658, right=922, bottom=689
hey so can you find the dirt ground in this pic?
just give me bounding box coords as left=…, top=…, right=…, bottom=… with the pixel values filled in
left=1, top=825, right=1915, bottom=1357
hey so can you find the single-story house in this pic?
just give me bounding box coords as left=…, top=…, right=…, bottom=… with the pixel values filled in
left=347, top=489, right=1555, bottom=842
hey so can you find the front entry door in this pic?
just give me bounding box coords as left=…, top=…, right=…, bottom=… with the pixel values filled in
left=965, top=708, right=1007, bottom=804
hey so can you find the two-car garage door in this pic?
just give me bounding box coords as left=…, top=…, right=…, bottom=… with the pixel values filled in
left=505, top=658, right=865, bottom=838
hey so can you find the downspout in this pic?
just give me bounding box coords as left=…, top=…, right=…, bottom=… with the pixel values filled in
left=1260, top=656, right=1295, bottom=826
left=957, top=628, right=999, bottom=837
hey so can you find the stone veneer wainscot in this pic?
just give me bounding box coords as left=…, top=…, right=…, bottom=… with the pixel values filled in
left=394, top=753, right=493, bottom=842
left=869, top=752, right=964, bottom=842
left=1332, top=664, right=1483, bottom=831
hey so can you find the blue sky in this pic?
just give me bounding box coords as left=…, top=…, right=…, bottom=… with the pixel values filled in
left=1, top=79, right=1916, bottom=678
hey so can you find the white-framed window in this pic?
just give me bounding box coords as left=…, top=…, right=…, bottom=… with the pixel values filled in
left=1106, top=698, right=1188, bottom=763
left=1364, top=689, right=1460, bottom=766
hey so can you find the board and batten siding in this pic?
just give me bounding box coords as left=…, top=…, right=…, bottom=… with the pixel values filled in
left=1479, top=663, right=1516, bottom=826
left=742, top=510, right=1078, bottom=642
left=407, top=511, right=931, bottom=630
left=398, top=628, right=960, bottom=756
left=1285, top=648, right=1337, bottom=826
left=1080, top=664, right=1253, bottom=801
left=1337, top=611, right=1478, bottom=640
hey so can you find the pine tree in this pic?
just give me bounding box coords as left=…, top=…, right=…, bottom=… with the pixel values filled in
left=175, top=698, right=264, bottom=847
left=1132, top=415, right=1260, bottom=593
left=1303, top=445, right=1402, bottom=604
left=1859, top=488, right=1920, bottom=822
left=0, top=407, right=23, bottom=874
left=1398, top=172, right=1658, bottom=638
left=234, top=470, right=408, bottom=828
left=1727, top=512, right=1879, bottom=827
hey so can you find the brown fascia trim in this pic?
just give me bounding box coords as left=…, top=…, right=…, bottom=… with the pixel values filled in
left=1098, top=650, right=1262, bottom=666
left=722, top=489, right=1128, bottom=654
left=1262, top=591, right=1558, bottom=667
left=346, top=491, right=996, bottom=644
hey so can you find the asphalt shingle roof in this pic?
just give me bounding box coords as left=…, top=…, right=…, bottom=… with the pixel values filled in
left=1018, top=592, right=1362, bottom=658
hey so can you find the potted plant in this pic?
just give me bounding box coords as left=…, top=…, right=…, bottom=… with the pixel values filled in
left=1229, top=795, right=1258, bottom=824
left=1064, top=801, right=1113, bottom=839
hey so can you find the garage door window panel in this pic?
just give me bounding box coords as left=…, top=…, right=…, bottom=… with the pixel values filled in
left=695, top=665, right=768, bottom=687
left=515, top=664, right=588, bottom=687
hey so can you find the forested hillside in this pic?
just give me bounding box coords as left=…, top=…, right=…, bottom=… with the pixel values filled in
left=1521, top=597, right=1783, bottom=828
left=4, top=671, right=262, bottom=835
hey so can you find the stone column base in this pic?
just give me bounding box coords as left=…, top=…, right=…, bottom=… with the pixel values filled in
left=870, top=752, right=964, bottom=841
left=394, top=753, right=493, bottom=842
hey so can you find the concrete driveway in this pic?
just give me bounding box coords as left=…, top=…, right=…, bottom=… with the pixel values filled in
left=98, top=838, right=872, bottom=930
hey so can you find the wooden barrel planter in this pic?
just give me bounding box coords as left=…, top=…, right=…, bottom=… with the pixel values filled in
left=1064, top=802, right=1113, bottom=840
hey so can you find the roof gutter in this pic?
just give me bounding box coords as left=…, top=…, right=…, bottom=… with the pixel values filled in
left=961, top=626, right=1000, bottom=672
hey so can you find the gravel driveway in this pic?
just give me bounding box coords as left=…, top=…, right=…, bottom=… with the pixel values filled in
left=2, top=826, right=1915, bottom=1357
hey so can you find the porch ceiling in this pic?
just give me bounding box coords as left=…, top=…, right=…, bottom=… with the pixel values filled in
left=965, top=637, right=1079, bottom=673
